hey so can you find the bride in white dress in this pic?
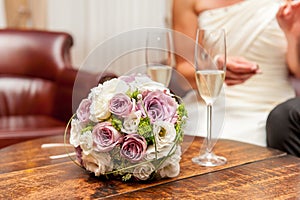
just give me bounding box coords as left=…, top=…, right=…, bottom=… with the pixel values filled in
left=172, top=0, right=300, bottom=146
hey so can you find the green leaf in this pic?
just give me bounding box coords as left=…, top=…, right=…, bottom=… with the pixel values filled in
left=80, top=125, right=94, bottom=134
left=137, top=117, right=153, bottom=144
left=122, top=173, right=132, bottom=182
left=130, top=90, right=140, bottom=100
left=111, top=116, right=123, bottom=131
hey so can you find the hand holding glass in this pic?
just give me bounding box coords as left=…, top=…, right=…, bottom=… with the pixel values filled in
left=192, top=29, right=227, bottom=167
left=146, top=31, right=173, bottom=86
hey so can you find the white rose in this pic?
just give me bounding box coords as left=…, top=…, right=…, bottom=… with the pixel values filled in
left=158, top=146, right=182, bottom=178
left=82, top=151, right=113, bottom=176
left=133, top=162, right=155, bottom=181
left=159, top=160, right=180, bottom=178
left=145, top=144, right=174, bottom=161
left=89, top=96, right=111, bottom=122
left=134, top=76, right=169, bottom=93
left=102, top=78, right=129, bottom=94
left=88, top=84, right=103, bottom=99
left=79, top=131, right=93, bottom=155
left=89, top=78, right=129, bottom=122
left=152, top=121, right=177, bottom=151
left=123, top=74, right=148, bottom=90
left=88, top=84, right=109, bottom=122
left=121, top=110, right=141, bottom=134
left=70, top=119, right=82, bottom=147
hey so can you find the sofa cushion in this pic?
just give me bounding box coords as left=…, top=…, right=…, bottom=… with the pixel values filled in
left=0, top=77, right=56, bottom=116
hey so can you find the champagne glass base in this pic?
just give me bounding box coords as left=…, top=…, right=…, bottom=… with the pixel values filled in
left=192, top=152, right=227, bottom=167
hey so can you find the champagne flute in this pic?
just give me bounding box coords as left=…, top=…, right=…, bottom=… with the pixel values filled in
left=192, top=29, right=227, bottom=167
left=145, top=30, right=173, bottom=86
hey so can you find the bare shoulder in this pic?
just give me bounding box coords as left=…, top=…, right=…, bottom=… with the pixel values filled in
left=173, top=0, right=197, bottom=14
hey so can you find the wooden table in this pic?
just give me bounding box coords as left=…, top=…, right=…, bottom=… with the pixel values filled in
left=0, top=135, right=299, bottom=199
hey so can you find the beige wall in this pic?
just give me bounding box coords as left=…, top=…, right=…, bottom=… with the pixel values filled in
left=0, top=0, right=6, bottom=27
left=4, top=0, right=46, bottom=29
left=30, top=0, right=47, bottom=29
left=47, top=0, right=168, bottom=67
left=3, top=0, right=169, bottom=68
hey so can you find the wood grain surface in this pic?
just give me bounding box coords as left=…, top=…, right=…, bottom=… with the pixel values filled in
left=108, top=155, right=300, bottom=200
left=0, top=135, right=296, bottom=199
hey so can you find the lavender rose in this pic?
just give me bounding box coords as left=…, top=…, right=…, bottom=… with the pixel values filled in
left=109, top=93, right=133, bottom=117
left=76, top=98, right=91, bottom=123
left=138, top=90, right=178, bottom=123
left=92, top=122, right=122, bottom=152
left=120, top=134, right=147, bottom=162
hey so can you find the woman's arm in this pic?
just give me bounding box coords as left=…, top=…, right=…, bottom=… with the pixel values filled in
left=172, top=0, right=260, bottom=88
left=277, top=0, right=300, bottom=78
left=172, top=0, right=199, bottom=89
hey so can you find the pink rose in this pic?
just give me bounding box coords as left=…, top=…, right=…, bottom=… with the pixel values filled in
left=138, top=90, right=178, bottom=123
left=92, top=122, right=121, bottom=152
left=76, top=98, right=91, bottom=123
left=120, top=134, right=147, bottom=163
left=109, top=93, right=133, bottom=117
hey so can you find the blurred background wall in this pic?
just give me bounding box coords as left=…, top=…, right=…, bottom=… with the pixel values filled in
left=0, top=0, right=6, bottom=28
left=1, top=0, right=172, bottom=72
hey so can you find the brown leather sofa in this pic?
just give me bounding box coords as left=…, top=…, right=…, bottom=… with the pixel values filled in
left=0, top=29, right=118, bottom=149
left=0, top=29, right=82, bottom=148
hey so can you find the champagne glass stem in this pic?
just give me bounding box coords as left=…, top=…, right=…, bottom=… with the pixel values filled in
left=192, top=28, right=227, bottom=167
left=206, top=103, right=213, bottom=153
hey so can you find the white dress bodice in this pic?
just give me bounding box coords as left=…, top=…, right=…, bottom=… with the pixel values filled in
left=184, top=0, right=295, bottom=146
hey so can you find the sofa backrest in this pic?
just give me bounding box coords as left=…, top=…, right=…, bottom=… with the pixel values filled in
left=0, top=29, right=74, bottom=121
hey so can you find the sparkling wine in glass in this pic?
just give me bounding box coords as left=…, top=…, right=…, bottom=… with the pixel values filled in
left=146, top=30, right=173, bottom=86
left=192, top=29, right=227, bottom=167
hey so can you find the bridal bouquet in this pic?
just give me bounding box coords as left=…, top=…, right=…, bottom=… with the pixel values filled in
left=69, top=74, right=187, bottom=181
